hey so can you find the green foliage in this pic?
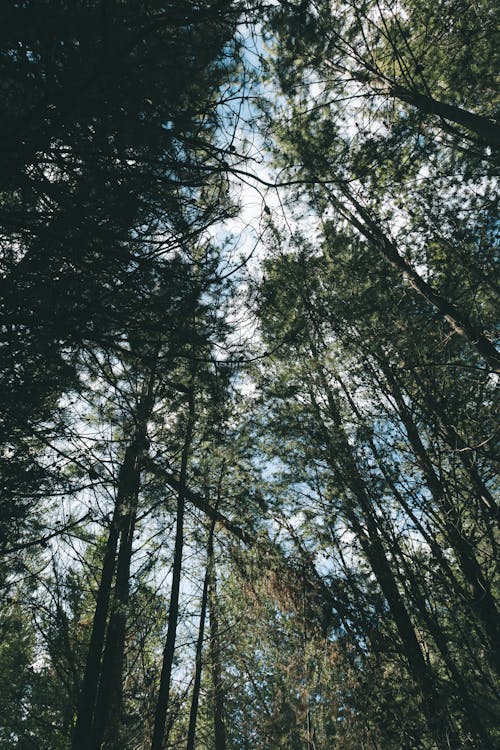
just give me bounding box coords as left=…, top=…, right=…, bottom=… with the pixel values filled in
left=1, top=2, right=498, bottom=749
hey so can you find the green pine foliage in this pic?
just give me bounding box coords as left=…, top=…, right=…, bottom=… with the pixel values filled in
left=0, top=1, right=498, bottom=748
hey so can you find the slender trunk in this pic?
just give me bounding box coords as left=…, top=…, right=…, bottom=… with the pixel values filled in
left=306, top=369, right=459, bottom=748
left=301, top=569, right=316, bottom=750
left=162, top=470, right=252, bottom=544
left=329, top=63, right=500, bottom=148
left=336, top=352, right=497, bottom=685
left=306, top=707, right=316, bottom=750
left=71, top=360, right=156, bottom=750
left=337, top=367, right=495, bottom=666
left=150, top=390, right=195, bottom=750
left=186, top=519, right=216, bottom=750
left=328, top=183, right=500, bottom=372
left=411, top=369, right=499, bottom=528
left=92, top=367, right=157, bottom=750
left=384, top=523, right=493, bottom=748
left=71, top=439, right=142, bottom=750
left=91, top=493, right=139, bottom=749
left=208, top=554, right=226, bottom=750
left=380, top=361, right=500, bottom=675
left=349, top=501, right=460, bottom=749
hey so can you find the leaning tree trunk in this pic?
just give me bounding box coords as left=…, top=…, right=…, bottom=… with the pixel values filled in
left=379, top=359, right=500, bottom=676
left=410, top=368, right=499, bottom=529
left=307, top=369, right=461, bottom=750
left=389, top=83, right=500, bottom=149
left=298, top=291, right=463, bottom=747
left=324, top=58, right=500, bottom=148
left=335, top=366, right=497, bottom=711
left=385, top=525, right=495, bottom=749
left=323, top=181, right=500, bottom=373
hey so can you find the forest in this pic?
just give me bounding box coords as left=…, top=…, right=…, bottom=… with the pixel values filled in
left=0, top=1, right=498, bottom=749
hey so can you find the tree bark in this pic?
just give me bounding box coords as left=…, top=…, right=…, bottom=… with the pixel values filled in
left=208, top=552, right=227, bottom=750
left=326, top=52, right=500, bottom=148
left=389, top=83, right=500, bottom=149
left=306, top=365, right=460, bottom=749
left=380, top=360, right=500, bottom=676
left=71, top=366, right=155, bottom=750
left=150, top=389, right=195, bottom=750
left=186, top=518, right=216, bottom=750
left=326, top=182, right=500, bottom=373
left=71, top=439, right=142, bottom=750
left=91, top=490, right=139, bottom=749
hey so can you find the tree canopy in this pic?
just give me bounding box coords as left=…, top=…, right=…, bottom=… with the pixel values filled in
left=1, top=1, right=498, bottom=749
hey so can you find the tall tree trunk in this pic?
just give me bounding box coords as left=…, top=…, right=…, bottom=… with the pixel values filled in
left=301, top=567, right=316, bottom=750
left=299, top=298, right=463, bottom=746
left=91, top=493, right=139, bottom=749
left=410, top=369, right=499, bottom=528
left=71, top=367, right=156, bottom=750
left=324, top=182, right=500, bottom=373
left=186, top=518, right=216, bottom=750
left=326, top=60, right=500, bottom=148
left=337, top=351, right=497, bottom=685
left=382, top=520, right=494, bottom=748
left=208, top=553, right=227, bottom=750
left=306, top=370, right=460, bottom=749
left=71, top=438, right=143, bottom=750
left=347, top=496, right=460, bottom=748
left=379, top=360, right=500, bottom=676
left=335, top=367, right=491, bottom=652
left=151, top=389, right=195, bottom=750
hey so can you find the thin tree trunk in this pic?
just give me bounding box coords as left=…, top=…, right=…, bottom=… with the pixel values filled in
left=316, top=341, right=496, bottom=689
left=325, top=182, right=500, bottom=373
left=306, top=367, right=460, bottom=749
left=382, top=519, right=493, bottom=748
left=335, top=366, right=491, bottom=647
left=162, top=470, right=252, bottom=544
left=380, top=360, right=500, bottom=675
left=71, top=439, right=143, bottom=750
left=71, top=364, right=156, bottom=750
left=94, top=366, right=157, bottom=749
left=410, top=369, right=499, bottom=528
left=186, top=518, right=216, bottom=750
left=299, top=295, right=462, bottom=747
left=351, top=504, right=458, bottom=748
left=91, top=494, right=139, bottom=749
left=301, top=567, right=316, bottom=750
left=208, top=551, right=227, bottom=750
left=150, top=388, right=195, bottom=750
left=327, top=59, right=500, bottom=148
